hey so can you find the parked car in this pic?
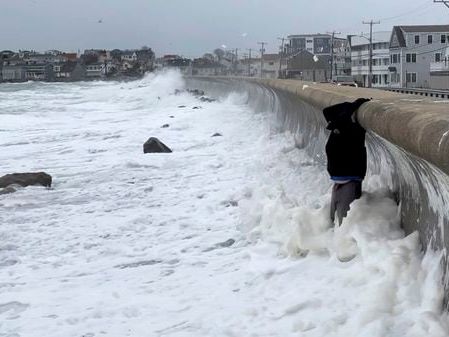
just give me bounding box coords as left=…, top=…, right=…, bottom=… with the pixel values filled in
left=330, top=76, right=358, bottom=87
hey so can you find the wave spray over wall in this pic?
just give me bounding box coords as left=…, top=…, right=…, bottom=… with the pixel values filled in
left=0, top=71, right=448, bottom=336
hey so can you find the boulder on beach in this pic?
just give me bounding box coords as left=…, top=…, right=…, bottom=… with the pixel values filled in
left=161, top=124, right=170, bottom=128
left=200, top=97, right=216, bottom=103
left=187, top=89, right=205, bottom=96
left=0, top=186, right=17, bottom=195
left=212, top=133, right=222, bottom=137
left=143, top=137, right=172, bottom=153
left=0, top=172, right=52, bottom=188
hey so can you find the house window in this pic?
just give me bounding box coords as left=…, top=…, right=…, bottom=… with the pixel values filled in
left=406, top=72, right=417, bottom=83
left=414, top=35, right=420, bottom=44
left=391, top=73, right=400, bottom=83
left=435, top=53, right=442, bottom=62
left=392, top=54, right=400, bottom=64
left=442, top=34, right=446, bottom=44
left=428, top=35, right=433, bottom=44
left=406, top=53, right=416, bottom=63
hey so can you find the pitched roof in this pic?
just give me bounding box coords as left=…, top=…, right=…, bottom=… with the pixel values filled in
left=399, top=25, right=449, bottom=33
left=391, top=26, right=406, bottom=48
left=262, top=54, right=280, bottom=61
left=350, top=31, right=391, bottom=46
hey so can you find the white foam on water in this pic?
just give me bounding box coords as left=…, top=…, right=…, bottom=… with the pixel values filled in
left=0, top=71, right=448, bottom=337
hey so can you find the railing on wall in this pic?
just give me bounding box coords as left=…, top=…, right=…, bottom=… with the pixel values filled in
left=382, top=87, right=449, bottom=99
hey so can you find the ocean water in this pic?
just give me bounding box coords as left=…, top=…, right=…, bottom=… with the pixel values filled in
left=0, top=71, right=448, bottom=337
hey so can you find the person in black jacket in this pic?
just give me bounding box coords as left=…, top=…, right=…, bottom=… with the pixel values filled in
left=323, top=98, right=370, bottom=225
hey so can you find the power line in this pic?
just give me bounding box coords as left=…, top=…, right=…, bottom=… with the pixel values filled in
left=379, top=1, right=430, bottom=21
left=434, top=0, right=449, bottom=9
left=335, top=0, right=429, bottom=33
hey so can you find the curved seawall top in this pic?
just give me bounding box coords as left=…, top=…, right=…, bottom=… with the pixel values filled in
left=186, top=76, right=449, bottom=309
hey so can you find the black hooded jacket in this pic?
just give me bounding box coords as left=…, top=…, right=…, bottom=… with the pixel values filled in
left=323, top=98, right=370, bottom=179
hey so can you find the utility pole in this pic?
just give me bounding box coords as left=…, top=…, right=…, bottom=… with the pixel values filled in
left=327, top=31, right=341, bottom=82
left=258, top=42, right=267, bottom=78
left=233, top=48, right=239, bottom=75
left=247, top=48, right=252, bottom=77
left=277, top=37, right=285, bottom=79
left=363, top=20, right=380, bottom=88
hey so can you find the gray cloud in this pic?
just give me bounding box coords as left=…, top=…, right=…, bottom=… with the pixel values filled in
left=1, top=0, right=447, bottom=57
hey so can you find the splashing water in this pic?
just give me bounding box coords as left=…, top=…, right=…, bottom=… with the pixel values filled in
left=0, top=71, right=448, bottom=337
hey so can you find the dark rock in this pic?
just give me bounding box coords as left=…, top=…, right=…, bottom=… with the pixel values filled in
left=161, top=124, right=170, bottom=128
left=187, top=89, right=205, bottom=96
left=169, top=115, right=175, bottom=118
left=115, top=259, right=162, bottom=269
left=212, top=133, right=222, bottom=137
left=192, top=106, right=202, bottom=110
left=217, top=238, right=235, bottom=247
left=0, top=186, right=16, bottom=195
left=200, top=97, right=216, bottom=103
left=178, top=105, right=186, bottom=108
left=0, top=172, right=52, bottom=188
left=143, top=137, right=172, bottom=153
left=203, top=238, right=236, bottom=252
left=221, top=199, right=238, bottom=207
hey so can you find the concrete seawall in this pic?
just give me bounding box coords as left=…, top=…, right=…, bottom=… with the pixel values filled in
left=186, top=77, right=449, bottom=308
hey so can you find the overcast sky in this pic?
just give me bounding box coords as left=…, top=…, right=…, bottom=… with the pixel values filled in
left=1, top=0, right=448, bottom=57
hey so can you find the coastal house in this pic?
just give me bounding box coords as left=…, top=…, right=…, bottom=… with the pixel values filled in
left=349, top=31, right=391, bottom=87
left=260, top=54, right=285, bottom=79
left=24, top=63, right=54, bottom=81
left=389, top=25, right=449, bottom=88
left=191, top=58, right=223, bottom=76
left=54, top=61, right=83, bottom=80
left=163, top=56, right=191, bottom=75
left=122, top=51, right=138, bottom=62
left=86, top=63, right=103, bottom=78
left=136, top=48, right=155, bottom=72
left=2, top=64, right=26, bottom=81
left=285, top=49, right=330, bottom=82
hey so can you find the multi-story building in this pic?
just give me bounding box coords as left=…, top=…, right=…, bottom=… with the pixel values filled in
left=2, top=64, right=26, bottom=81
left=389, top=25, right=449, bottom=88
left=349, top=31, right=391, bottom=87
left=191, top=58, right=224, bottom=76
left=286, top=34, right=333, bottom=56
left=333, top=38, right=352, bottom=79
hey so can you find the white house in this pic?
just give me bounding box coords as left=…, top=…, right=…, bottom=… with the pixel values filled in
left=389, top=25, right=449, bottom=88
left=350, top=31, right=391, bottom=87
